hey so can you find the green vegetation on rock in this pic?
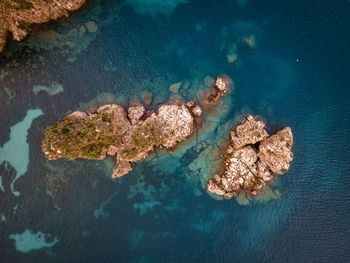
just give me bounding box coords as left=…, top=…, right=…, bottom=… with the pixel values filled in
left=42, top=102, right=199, bottom=178
left=42, top=111, right=116, bottom=160
left=42, top=110, right=170, bottom=161
left=121, top=122, right=164, bottom=160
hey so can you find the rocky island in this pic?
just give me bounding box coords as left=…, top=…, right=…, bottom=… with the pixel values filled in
left=207, top=115, right=293, bottom=198
left=0, top=0, right=86, bottom=52
left=42, top=101, right=203, bottom=178
left=42, top=77, right=230, bottom=178
left=41, top=75, right=292, bottom=199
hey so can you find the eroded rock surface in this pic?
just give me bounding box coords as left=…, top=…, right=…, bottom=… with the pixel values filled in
left=207, top=115, right=293, bottom=198
left=42, top=101, right=201, bottom=178
left=207, top=76, right=230, bottom=103
left=128, top=104, right=145, bottom=124
left=0, top=0, right=86, bottom=52
left=259, top=127, right=293, bottom=175
left=230, top=115, right=268, bottom=149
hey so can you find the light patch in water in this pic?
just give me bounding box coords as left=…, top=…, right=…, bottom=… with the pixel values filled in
left=235, top=192, right=251, bottom=206
left=252, top=185, right=279, bottom=204
left=194, top=21, right=208, bottom=32
left=78, top=92, right=127, bottom=111
left=0, top=109, right=43, bottom=196
left=3, top=87, right=15, bottom=103
left=154, top=155, right=181, bottom=174
left=1, top=213, right=6, bottom=222
left=192, top=210, right=225, bottom=234
left=94, top=189, right=119, bottom=219
left=9, top=229, right=58, bottom=253
left=130, top=230, right=145, bottom=246
left=0, top=70, right=8, bottom=81
left=236, top=0, right=248, bottom=7
left=241, top=34, right=256, bottom=49
left=32, top=83, right=64, bottom=96
left=124, top=0, right=188, bottom=17
left=0, top=175, right=4, bottom=192
left=169, top=81, right=182, bottom=94
left=128, top=174, right=162, bottom=216
left=133, top=201, right=161, bottom=216
left=85, top=21, right=99, bottom=33
left=226, top=43, right=239, bottom=63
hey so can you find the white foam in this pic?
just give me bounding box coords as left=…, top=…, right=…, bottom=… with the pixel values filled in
left=0, top=109, right=43, bottom=196
left=9, top=229, right=58, bottom=253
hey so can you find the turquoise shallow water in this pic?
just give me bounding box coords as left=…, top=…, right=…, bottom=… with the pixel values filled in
left=0, top=0, right=349, bottom=262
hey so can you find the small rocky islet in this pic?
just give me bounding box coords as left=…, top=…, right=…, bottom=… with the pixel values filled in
left=42, top=77, right=293, bottom=199
left=42, top=101, right=202, bottom=178
left=207, top=115, right=293, bottom=198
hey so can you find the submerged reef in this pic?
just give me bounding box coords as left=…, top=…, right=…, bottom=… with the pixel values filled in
left=207, top=115, right=293, bottom=198
left=0, top=0, right=86, bottom=52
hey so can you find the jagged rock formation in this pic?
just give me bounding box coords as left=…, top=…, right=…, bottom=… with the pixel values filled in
left=207, top=115, right=293, bottom=198
left=0, top=0, right=86, bottom=52
left=42, top=101, right=202, bottom=178
left=206, top=76, right=230, bottom=104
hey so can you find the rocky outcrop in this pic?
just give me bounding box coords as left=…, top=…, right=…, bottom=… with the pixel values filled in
left=0, top=0, right=86, bottom=52
left=230, top=115, right=269, bottom=149
left=128, top=104, right=145, bottom=124
left=258, top=127, right=293, bottom=175
left=42, top=100, right=202, bottom=178
left=206, top=115, right=293, bottom=198
left=206, top=76, right=230, bottom=103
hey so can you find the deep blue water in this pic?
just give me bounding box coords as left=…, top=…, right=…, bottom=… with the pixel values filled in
left=0, top=0, right=349, bottom=262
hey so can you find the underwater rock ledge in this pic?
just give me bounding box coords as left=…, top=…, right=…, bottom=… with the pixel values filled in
left=0, top=0, right=86, bottom=53
left=41, top=76, right=230, bottom=178
left=206, top=115, right=294, bottom=198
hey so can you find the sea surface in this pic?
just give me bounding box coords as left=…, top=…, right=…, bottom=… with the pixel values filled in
left=0, top=0, right=349, bottom=262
